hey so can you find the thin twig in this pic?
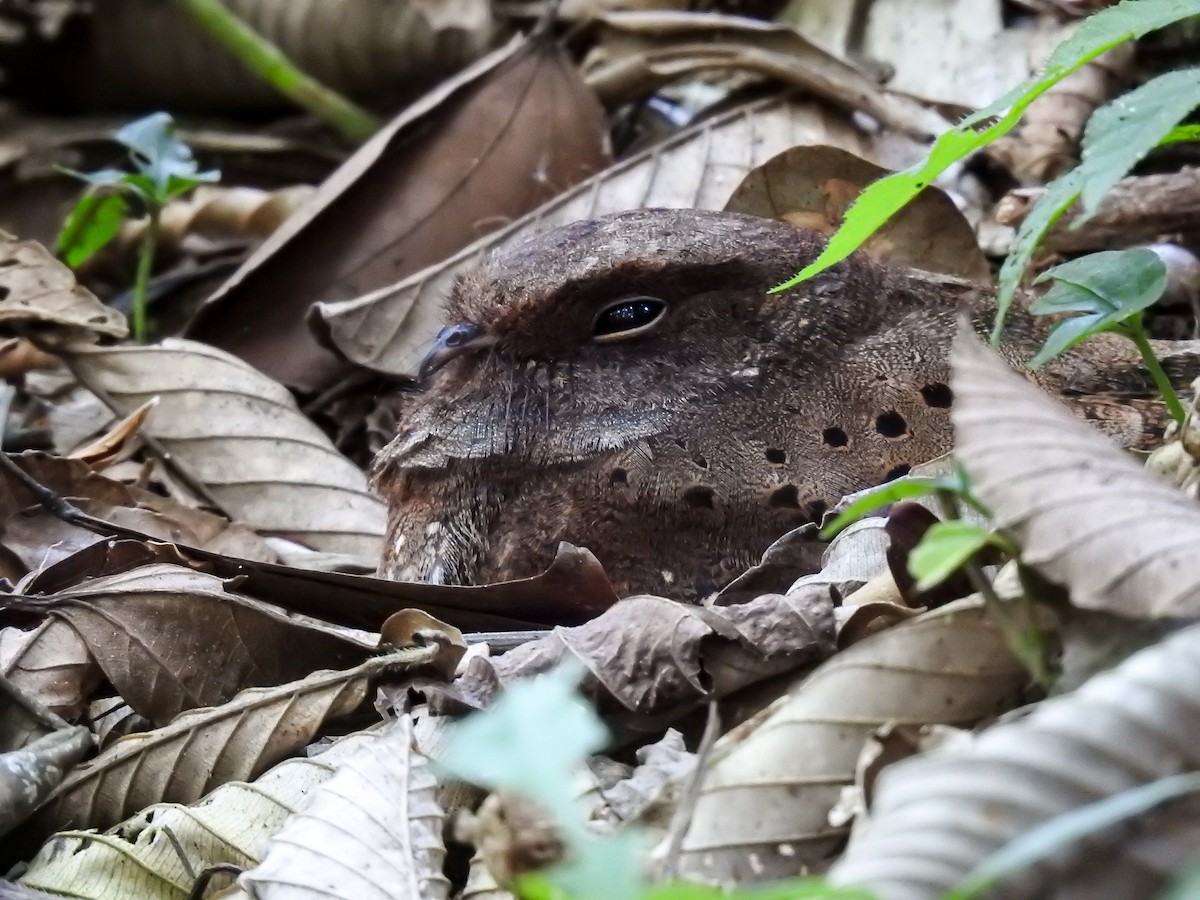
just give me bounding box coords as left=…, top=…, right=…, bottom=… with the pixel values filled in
left=658, top=699, right=721, bottom=880
left=171, top=0, right=379, bottom=143
left=0, top=451, right=164, bottom=544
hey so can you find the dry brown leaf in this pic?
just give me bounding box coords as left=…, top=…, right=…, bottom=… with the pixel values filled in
left=0, top=452, right=279, bottom=573
left=672, top=599, right=1036, bottom=884
left=317, top=95, right=893, bottom=377
left=0, top=619, right=100, bottom=729
left=25, top=646, right=435, bottom=842
left=4, top=0, right=495, bottom=113
left=65, top=398, right=154, bottom=467
left=17, top=726, right=391, bottom=898
left=239, top=716, right=449, bottom=900
left=583, top=11, right=947, bottom=138
left=0, top=235, right=126, bottom=340
left=0, top=337, right=59, bottom=378
left=951, top=324, right=1200, bottom=617
left=828, top=620, right=1200, bottom=899
left=456, top=578, right=834, bottom=742
left=64, top=339, right=386, bottom=562
left=7, top=563, right=376, bottom=725
left=188, top=35, right=610, bottom=391
left=15, top=535, right=615, bottom=637
left=725, top=145, right=991, bottom=283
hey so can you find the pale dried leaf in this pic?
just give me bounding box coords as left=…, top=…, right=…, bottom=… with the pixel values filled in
left=17, top=563, right=375, bottom=725
left=316, top=95, right=892, bottom=377
left=28, top=647, right=434, bottom=838
left=0, top=235, right=126, bottom=339
left=674, top=600, right=1034, bottom=883
left=240, top=716, right=449, bottom=900
left=951, top=325, right=1200, bottom=617
left=65, top=398, right=154, bottom=467
left=829, top=620, right=1200, bottom=899
left=464, top=584, right=833, bottom=743
left=65, top=339, right=385, bottom=562
left=18, top=728, right=385, bottom=898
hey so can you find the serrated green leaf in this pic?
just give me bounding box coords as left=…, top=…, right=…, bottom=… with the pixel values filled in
left=1078, top=67, right=1200, bottom=216
left=775, top=0, right=1200, bottom=294
left=909, top=521, right=997, bottom=592
left=1162, top=124, right=1200, bottom=144
left=55, top=190, right=128, bottom=267
left=992, top=169, right=1086, bottom=343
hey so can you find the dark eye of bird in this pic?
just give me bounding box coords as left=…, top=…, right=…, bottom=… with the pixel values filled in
left=592, top=296, right=668, bottom=343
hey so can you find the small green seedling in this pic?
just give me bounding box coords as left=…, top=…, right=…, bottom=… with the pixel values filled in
left=771, top=0, right=1200, bottom=298
left=908, top=520, right=1014, bottom=593
left=1027, top=248, right=1184, bottom=424
left=819, top=462, right=984, bottom=541
left=57, top=112, right=219, bottom=342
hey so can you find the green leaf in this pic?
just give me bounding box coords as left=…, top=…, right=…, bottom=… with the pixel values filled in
left=908, top=521, right=997, bottom=592
left=1025, top=248, right=1168, bottom=366
left=55, top=190, right=128, bottom=267
left=992, top=168, right=1085, bottom=343
left=819, top=478, right=942, bottom=539
left=820, top=463, right=978, bottom=539
left=948, top=772, right=1200, bottom=900
left=646, top=879, right=876, bottom=900
left=774, top=0, right=1200, bottom=294
left=1037, top=248, right=1168, bottom=312
left=1162, top=124, right=1200, bottom=145
left=1078, top=67, right=1200, bottom=216
left=1027, top=311, right=1106, bottom=368
left=438, top=665, right=608, bottom=822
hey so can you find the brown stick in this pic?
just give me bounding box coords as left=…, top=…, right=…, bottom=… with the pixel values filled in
left=995, top=168, right=1200, bottom=253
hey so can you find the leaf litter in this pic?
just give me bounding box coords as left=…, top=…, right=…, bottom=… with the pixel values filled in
left=2, top=3, right=1200, bottom=899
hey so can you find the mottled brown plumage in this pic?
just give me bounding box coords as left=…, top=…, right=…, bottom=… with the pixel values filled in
left=374, top=208, right=1190, bottom=600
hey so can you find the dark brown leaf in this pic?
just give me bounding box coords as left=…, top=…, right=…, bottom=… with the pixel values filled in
left=188, top=35, right=610, bottom=391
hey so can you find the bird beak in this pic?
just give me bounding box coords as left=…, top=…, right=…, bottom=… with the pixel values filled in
left=418, top=323, right=496, bottom=382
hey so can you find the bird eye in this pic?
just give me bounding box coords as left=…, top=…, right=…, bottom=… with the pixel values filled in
left=592, top=296, right=667, bottom=343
